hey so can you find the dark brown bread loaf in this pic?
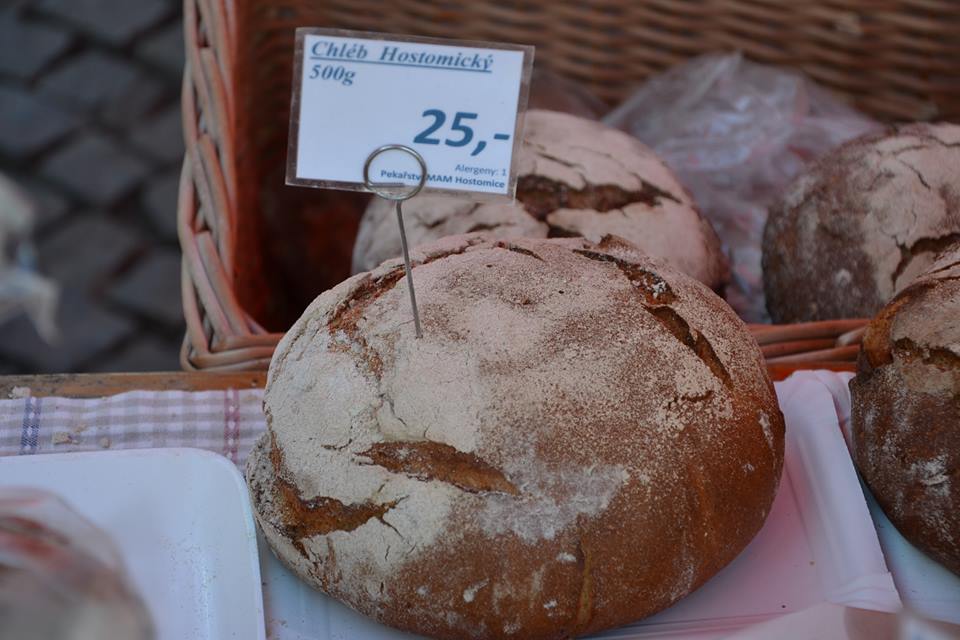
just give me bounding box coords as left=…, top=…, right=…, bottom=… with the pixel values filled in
left=850, top=245, right=960, bottom=575
left=763, top=123, right=960, bottom=323
left=248, top=234, right=783, bottom=640
left=352, top=110, right=729, bottom=292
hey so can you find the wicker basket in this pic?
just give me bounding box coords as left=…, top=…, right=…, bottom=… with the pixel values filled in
left=179, top=0, right=959, bottom=371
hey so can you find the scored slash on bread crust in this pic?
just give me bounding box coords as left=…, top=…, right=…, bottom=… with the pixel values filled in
left=249, top=234, right=783, bottom=640
left=359, top=441, right=520, bottom=496
left=851, top=245, right=960, bottom=576
left=571, top=244, right=732, bottom=389
left=516, top=173, right=680, bottom=219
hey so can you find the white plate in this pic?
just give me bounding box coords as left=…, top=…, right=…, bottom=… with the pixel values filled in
left=259, top=372, right=900, bottom=639
left=824, top=369, right=960, bottom=625
left=0, top=448, right=266, bottom=640
left=863, top=485, right=960, bottom=625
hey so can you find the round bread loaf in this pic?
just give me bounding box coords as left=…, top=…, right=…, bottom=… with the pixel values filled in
left=763, top=122, right=960, bottom=322
left=248, top=234, right=783, bottom=640
left=351, top=109, right=729, bottom=291
left=850, top=244, right=960, bottom=575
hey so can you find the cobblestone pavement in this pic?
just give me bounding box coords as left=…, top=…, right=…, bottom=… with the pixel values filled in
left=0, top=0, right=186, bottom=373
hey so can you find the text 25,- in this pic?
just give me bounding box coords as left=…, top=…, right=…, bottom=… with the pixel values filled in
left=414, top=110, right=511, bottom=157
left=308, top=64, right=354, bottom=85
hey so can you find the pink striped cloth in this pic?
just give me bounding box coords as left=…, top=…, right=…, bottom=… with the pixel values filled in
left=0, top=390, right=266, bottom=467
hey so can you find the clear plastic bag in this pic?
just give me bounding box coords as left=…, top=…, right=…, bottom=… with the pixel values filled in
left=605, top=53, right=880, bottom=321
left=0, top=174, right=58, bottom=343
left=0, top=488, right=154, bottom=640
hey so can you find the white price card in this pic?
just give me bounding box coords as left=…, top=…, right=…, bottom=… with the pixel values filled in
left=286, top=28, right=534, bottom=198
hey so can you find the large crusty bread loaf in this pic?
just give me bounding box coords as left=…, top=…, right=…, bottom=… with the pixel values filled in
left=248, top=234, right=783, bottom=639
left=850, top=244, right=960, bottom=575
left=352, top=110, right=729, bottom=291
left=763, top=123, right=960, bottom=322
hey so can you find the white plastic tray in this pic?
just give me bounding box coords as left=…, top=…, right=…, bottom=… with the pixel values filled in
left=0, top=448, right=266, bottom=640
left=259, top=372, right=900, bottom=639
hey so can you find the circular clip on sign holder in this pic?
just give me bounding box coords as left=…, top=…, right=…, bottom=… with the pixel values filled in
left=362, top=144, right=427, bottom=338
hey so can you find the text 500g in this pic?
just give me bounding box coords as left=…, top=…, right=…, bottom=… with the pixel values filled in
left=309, top=64, right=354, bottom=85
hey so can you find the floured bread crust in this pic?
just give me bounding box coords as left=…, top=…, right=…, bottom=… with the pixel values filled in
left=249, top=235, right=783, bottom=640
left=352, top=110, right=729, bottom=291
left=850, top=244, right=960, bottom=575
left=763, top=122, right=960, bottom=322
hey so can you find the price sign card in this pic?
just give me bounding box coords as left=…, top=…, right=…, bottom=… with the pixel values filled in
left=286, top=28, right=534, bottom=198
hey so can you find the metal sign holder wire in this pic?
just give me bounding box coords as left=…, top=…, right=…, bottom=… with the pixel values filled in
left=362, top=144, right=427, bottom=338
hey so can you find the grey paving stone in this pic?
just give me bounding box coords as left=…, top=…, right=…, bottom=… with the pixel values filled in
left=0, top=12, right=72, bottom=79
left=18, top=178, right=72, bottom=231
left=107, top=249, right=182, bottom=327
left=40, top=134, right=150, bottom=205
left=131, top=105, right=183, bottom=164
left=135, top=20, right=184, bottom=76
left=90, top=336, right=182, bottom=372
left=39, top=215, right=141, bottom=287
left=36, top=0, right=172, bottom=46
left=38, top=51, right=139, bottom=112
left=142, top=171, right=179, bottom=241
left=99, top=74, right=169, bottom=129
left=0, top=288, right=135, bottom=373
left=0, top=85, right=77, bottom=158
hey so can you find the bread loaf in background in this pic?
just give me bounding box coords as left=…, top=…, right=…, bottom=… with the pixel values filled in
left=352, top=110, right=729, bottom=292
left=850, top=244, right=960, bottom=576
left=763, top=123, right=960, bottom=323
left=249, top=234, right=783, bottom=640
